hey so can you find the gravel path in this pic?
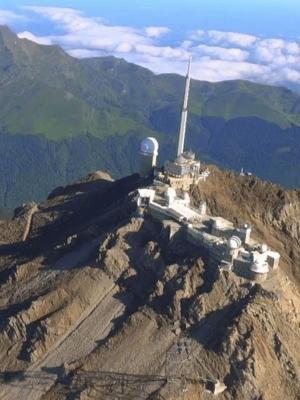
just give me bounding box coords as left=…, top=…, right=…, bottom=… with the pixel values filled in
left=22, top=205, right=39, bottom=242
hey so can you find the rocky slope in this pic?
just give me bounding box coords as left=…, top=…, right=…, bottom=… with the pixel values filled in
left=0, top=168, right=299, bottom=400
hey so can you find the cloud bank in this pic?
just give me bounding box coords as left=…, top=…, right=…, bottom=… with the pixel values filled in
left=8, top=6, right=300, bottom=86
left=0, top=9, right=26, bottom=24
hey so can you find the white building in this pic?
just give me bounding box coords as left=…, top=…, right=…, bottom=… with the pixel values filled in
left=139, top=137, right=159, bottom=177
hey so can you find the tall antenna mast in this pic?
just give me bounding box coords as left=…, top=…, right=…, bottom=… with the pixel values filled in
left=177, top=56, right=192, bottom=157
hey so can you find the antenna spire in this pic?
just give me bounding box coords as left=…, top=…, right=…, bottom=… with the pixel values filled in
left=177, top=56, right=192, bottom=157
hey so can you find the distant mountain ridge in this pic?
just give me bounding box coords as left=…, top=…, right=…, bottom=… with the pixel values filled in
left=1, top=25, right=300, bottom=207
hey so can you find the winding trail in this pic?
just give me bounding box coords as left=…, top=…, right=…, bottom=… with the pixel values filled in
left=22, top=204, right=38, bottom=242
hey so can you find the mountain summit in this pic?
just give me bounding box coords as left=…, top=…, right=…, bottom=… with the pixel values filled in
left=0, top=167, right=299, bottom=399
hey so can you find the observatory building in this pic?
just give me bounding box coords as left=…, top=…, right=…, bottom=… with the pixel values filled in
left=135, top=185, right=281, bottom=280
left=139, top=137, right=159, bottom=177
left=164, top=152, right=200, bottom=178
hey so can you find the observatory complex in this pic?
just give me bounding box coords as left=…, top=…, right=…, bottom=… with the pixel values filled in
left=137, top=57, right=281, bottom=280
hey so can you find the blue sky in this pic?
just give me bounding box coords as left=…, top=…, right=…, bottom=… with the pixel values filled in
left=1, top=1, right=300, bottom=86
left=3, top=0, right=300, bottom=37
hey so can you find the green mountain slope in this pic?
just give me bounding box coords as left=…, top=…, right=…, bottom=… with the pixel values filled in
left=1, top=25, right=300, bottom=207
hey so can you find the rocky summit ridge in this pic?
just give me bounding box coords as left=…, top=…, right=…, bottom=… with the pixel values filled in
left=0, top=167, right=299, bottom=400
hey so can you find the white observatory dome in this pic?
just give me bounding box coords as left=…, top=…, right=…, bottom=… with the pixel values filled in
left=228, top=236, right=242, bottom=250
left=140, top=137, right=159, bottom=155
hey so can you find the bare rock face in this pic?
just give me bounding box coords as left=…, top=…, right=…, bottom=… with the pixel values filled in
left=190, top=166, right=300, bottom=283
left=0, top=169, right=299, bottom=400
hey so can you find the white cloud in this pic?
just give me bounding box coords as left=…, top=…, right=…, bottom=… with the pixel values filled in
left=18, top=31, right=52, bottom=45
left=253, top=45, right=274, bottom=63
left=15, top=7, right=300, bottom=87
left=145, top=26, right=170, bottom=38
left=188, top=28, right=300, bottom=85
left=115, top=42, right=133, bottom=53
left=282, top=68, right=300, bottom=82
left=197, top=44, right=248, bottom=62
left=23, top=6, right=150, bottom=51
left=20, top=6, right=188, bottom=62
left=68, top=48, right=103, bottom=58
left=191, top=29, right=257, bottom=48
left=286, top=42, right=300, bottom=54
left=135, top=43, right=188, bottom=59
left=0, top=9, right=26, bottom=24
left=192, top=59, right=268, bottom=82
left=261, top=38, right=285, bottom=50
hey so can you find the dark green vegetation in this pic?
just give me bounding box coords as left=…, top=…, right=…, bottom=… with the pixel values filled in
left=1, top=25, right=300, bottom=208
